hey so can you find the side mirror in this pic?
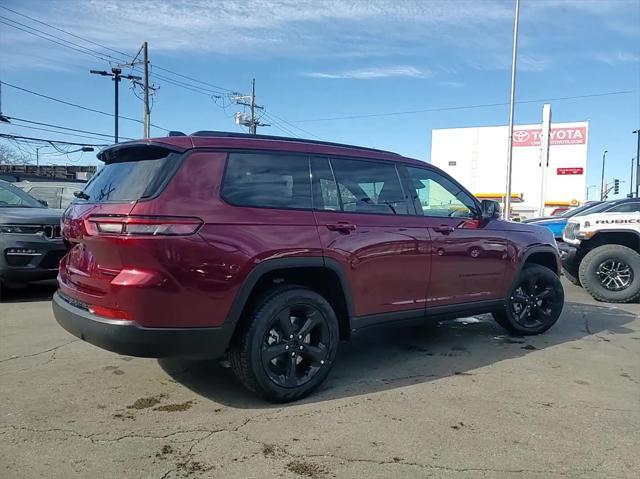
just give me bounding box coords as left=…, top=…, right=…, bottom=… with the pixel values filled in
left=38, top=199, right=48, bottom=207
left=481, top=200, right=501, bottom=219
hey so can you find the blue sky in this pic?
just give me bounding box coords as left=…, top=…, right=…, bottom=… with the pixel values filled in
left=1, top=0, right=639, bottom=200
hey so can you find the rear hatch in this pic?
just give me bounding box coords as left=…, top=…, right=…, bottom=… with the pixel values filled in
left=59, top=143, right=188, bottom=309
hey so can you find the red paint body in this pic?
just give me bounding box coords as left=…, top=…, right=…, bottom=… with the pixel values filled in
left=58, top=135, right=560, bottom=332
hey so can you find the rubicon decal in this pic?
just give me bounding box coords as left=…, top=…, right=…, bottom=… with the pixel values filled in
left=595, top=219, right=640, bottom=224
left=513, top=126, right=587, bottom=147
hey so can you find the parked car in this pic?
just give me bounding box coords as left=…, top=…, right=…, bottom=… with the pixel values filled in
left=15, top=181, right=85, bottom=210
left=522, top=201, right=604, bottom=239
left=0, top=179, right=66, bottom=299
left=53, top=132, right=564, bottom=402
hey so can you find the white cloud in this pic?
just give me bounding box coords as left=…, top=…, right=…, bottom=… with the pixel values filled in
left=519, top=55, right=550, bottom=72
left=304, top=66, right=430, bottom=80
left=593, top=51, right=640, bottom=65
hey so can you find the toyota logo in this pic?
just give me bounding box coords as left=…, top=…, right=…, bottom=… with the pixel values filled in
left=513, top=130, right=529, bottom=143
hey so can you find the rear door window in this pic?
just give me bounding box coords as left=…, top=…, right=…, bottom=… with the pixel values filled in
left=222, top=153, right=311, bottom=209
left=80, top=150, right=180, bottom=203
left=327, top=158, right=409, bottom=215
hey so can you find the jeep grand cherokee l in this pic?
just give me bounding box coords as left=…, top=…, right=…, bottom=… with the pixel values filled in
left=0, top=179, right=65, bottom=299
left=53, top=132, right=564, bottom=402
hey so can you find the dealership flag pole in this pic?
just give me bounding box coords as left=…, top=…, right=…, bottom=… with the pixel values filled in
left=503, top=0, right=520, bottom=220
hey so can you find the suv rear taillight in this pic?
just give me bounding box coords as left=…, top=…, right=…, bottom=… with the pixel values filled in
left=84, top=215, right=203, bottom=237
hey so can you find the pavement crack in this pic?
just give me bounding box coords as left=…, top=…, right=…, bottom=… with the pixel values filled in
left=0, top=340, right=78, bottom=364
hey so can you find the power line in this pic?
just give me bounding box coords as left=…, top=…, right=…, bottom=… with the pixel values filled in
left=0, top=4, right=236, bottom=95
left=0, top=4, right=133, bottom=59
left=1, top=13, right=232, bottom=98
left=3, top=124, right=119, bottom=143
left=0, top=133, right=108, bottom=147
left=294, top=90, right=636, bottom=123
left=0, top=17, right=122, bottom=64
left=6, top=116, right=134, bottom=140
left=0, top=81, right=170, bottom=132
left=264, top=110, right=323, bottom=139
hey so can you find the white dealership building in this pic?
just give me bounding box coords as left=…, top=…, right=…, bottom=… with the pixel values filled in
left=430, top=120, right=589, bottom=219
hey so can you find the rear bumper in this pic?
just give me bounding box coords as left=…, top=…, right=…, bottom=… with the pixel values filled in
left=52, top=292, right=234, bottom=359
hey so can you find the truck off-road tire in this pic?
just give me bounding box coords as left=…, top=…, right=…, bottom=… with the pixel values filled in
left=493, top=264, right=564, bottom=335
left=229, top=286, right=340, bottom=402
left=578, top=245, right=640, bottom=303
left=562, top=266, right=581, bottom=286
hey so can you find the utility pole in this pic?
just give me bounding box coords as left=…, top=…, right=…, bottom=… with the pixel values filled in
left=634, top=129, right=640, bottom=197
left=90, top=67, right=141, bottom=143
left=600, top=150, right=608, bottom=200
left=232, top=79, right=270, bottom=134
left=143, top=42, right=150, bottom=138
left=503, top=0, right=520, bottom=221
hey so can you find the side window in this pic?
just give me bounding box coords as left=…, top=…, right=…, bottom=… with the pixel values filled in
left=310, top=157, right=340, bottom=211
left=28, top=187, right=61, bottom=208
left=222, top=153, right=311, bottom=209
left=329, top=158, right=409, bottom=215
left=608, top=202, right=640, bottom=213
left=404, top=166, right=478, bottom=218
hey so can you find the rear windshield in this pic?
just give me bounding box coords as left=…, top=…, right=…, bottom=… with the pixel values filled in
left=79, top=152, right=179, bottom=202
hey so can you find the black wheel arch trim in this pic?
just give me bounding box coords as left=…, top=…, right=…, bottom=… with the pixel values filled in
left=224, top=256, right=355, bottom=326
left=518, top=245, right=561, bottom=276
left=583, top=229, right=640, bottom=248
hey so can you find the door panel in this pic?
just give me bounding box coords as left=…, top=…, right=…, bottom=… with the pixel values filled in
left=400, top=165, right=508, bottom=307
left=425, top=217, right=507, bottom=306
left=312, top=157, right=430, bottom=317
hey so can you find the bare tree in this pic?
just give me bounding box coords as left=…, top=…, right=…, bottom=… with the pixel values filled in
left=0, top=144, right=31, bottom=165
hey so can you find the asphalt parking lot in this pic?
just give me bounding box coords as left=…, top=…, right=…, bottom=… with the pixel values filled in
left=1, top=280, right=638, bottom=479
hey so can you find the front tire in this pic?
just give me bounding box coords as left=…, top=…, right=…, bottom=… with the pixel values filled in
left=229, top=287, right=339, bottom=402
left=562, top=266, right=581, bottom=286
left=493, top=264, right=564, bottom=335
left=578, top=245, right=640, bottom=303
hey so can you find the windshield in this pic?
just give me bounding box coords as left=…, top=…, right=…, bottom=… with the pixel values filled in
left=0, top=182, right=45, bottom=208
left=577, top=201, right=620, bottom=216
left=561, top=202, right=601, bottom=218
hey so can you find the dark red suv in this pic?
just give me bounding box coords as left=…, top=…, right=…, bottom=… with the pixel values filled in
left=53, top=132, right=564, bottom=401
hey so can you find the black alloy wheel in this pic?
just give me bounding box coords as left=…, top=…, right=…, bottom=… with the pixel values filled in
left=492, top=264, right=564, bottom=335
left=261, top=304, right=330, bottom=388
left=509, top=270, right=563, bottom=329
left=230, top=286, right=339, bottom=402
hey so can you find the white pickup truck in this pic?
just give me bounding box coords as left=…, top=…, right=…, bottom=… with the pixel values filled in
left=561, top=211, right=640, bottom=303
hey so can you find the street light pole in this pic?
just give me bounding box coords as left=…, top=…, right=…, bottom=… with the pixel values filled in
left=503, top=0, right=520, bottom=220
left=600, top=150, right=608, bottom=200
left=90, top=68, right=141, bottom=144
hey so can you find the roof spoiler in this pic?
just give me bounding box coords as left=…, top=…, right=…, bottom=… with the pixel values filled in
left=97, top=142, right=187, bottom=164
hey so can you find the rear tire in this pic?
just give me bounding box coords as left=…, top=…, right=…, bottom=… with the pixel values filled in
left=229, top=286, right=339, bottom=402
left=578, top=245, right=640, bottom=303
left=493, top=264, right=564, bottom=335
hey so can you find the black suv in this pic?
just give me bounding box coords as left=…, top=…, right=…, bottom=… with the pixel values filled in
left=0, top=180, right=66, bottom=299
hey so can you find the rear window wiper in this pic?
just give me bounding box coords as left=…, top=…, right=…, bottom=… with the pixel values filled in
left=74, top=191, right=90, bottom=200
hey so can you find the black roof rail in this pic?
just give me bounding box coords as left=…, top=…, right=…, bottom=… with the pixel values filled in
left=168, top=131, right=187, bottom=136
left=189, top=130, right=400, bottom=155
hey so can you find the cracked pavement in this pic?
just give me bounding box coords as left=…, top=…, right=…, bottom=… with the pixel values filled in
left=1, top=280, right=639, bottom=478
